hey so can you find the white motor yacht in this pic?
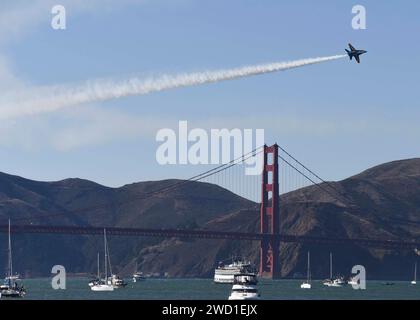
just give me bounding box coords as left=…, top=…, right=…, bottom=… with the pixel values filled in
left=228, top=274, right=260, bottom=300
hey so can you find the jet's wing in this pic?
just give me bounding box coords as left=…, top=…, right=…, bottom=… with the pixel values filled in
left=348, top=43, right=356, bottom=51
left=355, top=55, right=360, bottom=63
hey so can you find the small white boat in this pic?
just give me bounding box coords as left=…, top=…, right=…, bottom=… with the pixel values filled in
left=228, top=274, right=260, bottom=300
left=90, top=229, right=114, bottom=292
left=411, top=262, right=417, bottom=285
left=0, top=276, right=20, bottom=291
left=323, top=252, right=345, bottom=287
left=108, top=274, right=127, bottom=288
left=133, top=262, right=146, bottom=282
left=301, top=282, right=311, bottom=289
left=1, top=285, right=26, bottom=297
left=324, top=278, right=346, bottom=287
left=347, top=277, right=358, bottom=286
left=91, top=282, right=114, bottom=292
left=133, top=272, right=146, bottom=283
left=1, top=220, right=26, bottom=298
left=300, top=251, right=312, bottom=289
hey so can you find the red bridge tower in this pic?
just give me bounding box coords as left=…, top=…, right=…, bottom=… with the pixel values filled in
left=260, top=144, right=281, bottom=279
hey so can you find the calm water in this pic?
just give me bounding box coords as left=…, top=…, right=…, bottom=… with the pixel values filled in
left=6, top=278, right=420, bottom=300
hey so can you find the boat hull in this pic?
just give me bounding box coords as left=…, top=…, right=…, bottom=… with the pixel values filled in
left=300, top=282, right=311, bottom=289
left=228, top=293, right=260, bottom=300
left=91, top=284, right=114, bottom=291
left=1, top=289, right=25, bottom=298
left=323, top=282, right=344, bottom=287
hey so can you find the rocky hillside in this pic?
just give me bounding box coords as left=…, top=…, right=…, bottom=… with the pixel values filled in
left=0, top=158, right=420, bottom=279
left=0, top=174, right=253, bottom=277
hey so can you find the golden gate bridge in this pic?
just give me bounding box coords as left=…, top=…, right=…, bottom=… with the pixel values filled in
left=0, top=144, right=418, bottom=279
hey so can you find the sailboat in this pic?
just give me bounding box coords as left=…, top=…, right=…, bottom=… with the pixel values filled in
left=323, top=252, right=345, bottom=287
left=0, top=220, right=26, bottom=298
left=411, top=262, right=417, bottom=285
left=300, top=251, right=311, bottom=289
left=105, top=239, right=127, bottom=288
left=88, top=253, right=100, bottom=287
left=90, top=229, right=114, bottom=291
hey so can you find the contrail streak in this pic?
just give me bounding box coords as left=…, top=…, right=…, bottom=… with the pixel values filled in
left=0, top=54, right=346, bottom=119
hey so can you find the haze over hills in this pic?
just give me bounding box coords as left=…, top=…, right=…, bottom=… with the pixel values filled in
left=0, top=158, right=420, bottom=279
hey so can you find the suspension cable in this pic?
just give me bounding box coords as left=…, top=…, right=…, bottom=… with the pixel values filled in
left=278, top=154, right=349, bottom=205
left=278, top=145, right=355, bottom=205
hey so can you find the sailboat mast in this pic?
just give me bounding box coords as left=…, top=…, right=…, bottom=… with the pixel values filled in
left=97, top=252, right=100, bottom=279
left=307, top=251, right=311, bottom=282
left=8, top=219, right=12, bottom=278
left=104, top=229, right=107, bottom=280
left=415, top=262, right=417, bottom=282
left=330, top=252, right=332, bottom=279
left=107, top=238, right=113, bottom=276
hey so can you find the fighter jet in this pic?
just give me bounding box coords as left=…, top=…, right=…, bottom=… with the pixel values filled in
left=345, top=43, right=367, bottom=63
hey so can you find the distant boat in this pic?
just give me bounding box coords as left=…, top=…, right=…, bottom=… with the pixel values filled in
left=228, top=274, right=260, bottom=300
left=90, top=229, right=114, bottom=292
left=300, top=251, right=311, bottom=289
left=347, top=276, right=358, bottom=286
left=133, top=262, right=146, bottom=282
left=214, top=259, right=257, bottom=284
left=382, top=282, right=395, bottom=286
left=133, top=271, right=146, bottom=283
left=323, top=252, right=345, bottom=287
left=108, top=274, right=127, bottom=288
left=411, top=262, right=417, bottom=285
left=0, top=220, right=26, bottom=298
left=104, top=238, right=127, bottom=288
left=88, top=252, right=101, bottom=287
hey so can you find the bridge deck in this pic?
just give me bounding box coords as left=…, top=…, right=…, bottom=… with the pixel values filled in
left=0, top=224, right=418, bottom=250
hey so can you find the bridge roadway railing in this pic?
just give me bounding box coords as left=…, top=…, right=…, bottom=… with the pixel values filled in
left=0, top=224, right=419, bottom=250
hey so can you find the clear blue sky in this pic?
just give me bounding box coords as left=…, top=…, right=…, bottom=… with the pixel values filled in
left=0, top=0, right=419, bottom=187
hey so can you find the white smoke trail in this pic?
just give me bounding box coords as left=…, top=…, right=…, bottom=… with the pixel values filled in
left=0, top=54, right=346, bottom=119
